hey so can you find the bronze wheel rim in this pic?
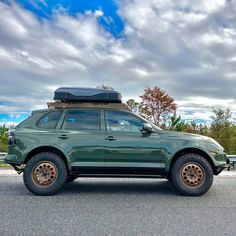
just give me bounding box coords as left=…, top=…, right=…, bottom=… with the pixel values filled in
left=181, top=162, right=205, bottom=188
left=32, top=162, right=58, bottom=187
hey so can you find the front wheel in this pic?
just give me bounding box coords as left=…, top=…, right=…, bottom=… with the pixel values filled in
left=170, top=153, right=213, bottom=196
left=23, top=152, right=68, bottom=196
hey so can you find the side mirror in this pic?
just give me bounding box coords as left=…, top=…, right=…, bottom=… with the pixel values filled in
left=142, top=123, right=154, bottom=133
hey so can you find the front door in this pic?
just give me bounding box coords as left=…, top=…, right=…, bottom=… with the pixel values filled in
left=103, top=110, right=165, bottom=174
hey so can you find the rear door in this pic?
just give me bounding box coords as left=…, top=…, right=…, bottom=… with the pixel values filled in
left=59, top=109, right=105, bottom=171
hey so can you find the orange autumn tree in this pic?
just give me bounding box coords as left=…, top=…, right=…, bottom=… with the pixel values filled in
left=140, top=86, right=176, bottom=125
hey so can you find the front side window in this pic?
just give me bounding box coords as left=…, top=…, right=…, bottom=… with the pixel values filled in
left=37, top=110, right=62, bottom=129
left=105, top=111, right=143, bottom=132
left=64, top=110, right=100, bottom=130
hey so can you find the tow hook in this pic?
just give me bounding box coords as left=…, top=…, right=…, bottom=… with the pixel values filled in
left=11, top=164, right=24, bottom=174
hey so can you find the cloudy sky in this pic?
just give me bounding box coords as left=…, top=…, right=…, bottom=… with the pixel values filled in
left=0, top=0, right=236, bottom=126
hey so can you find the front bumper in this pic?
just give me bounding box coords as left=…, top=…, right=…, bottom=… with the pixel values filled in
left=212, top=154, right=230, bottom=175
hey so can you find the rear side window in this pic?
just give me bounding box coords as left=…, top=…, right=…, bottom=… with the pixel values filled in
left=64, top=110, right=100, bottom=130
left=37, top=110, right=62, bottom=129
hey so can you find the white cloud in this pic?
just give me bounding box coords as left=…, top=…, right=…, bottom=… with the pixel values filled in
left=132, top=68, right=150, bottom=76
left=94, top=10, right=104, bottom=17
left=0, top=0, right=236, bottom=123
left=0, top=121, right=18, bottom=128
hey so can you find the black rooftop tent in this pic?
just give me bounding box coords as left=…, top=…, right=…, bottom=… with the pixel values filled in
left=54, top=87, right=122, bottom=103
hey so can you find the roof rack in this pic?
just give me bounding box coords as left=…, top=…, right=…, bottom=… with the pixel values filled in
left=47, top=101, right=131, bottom=111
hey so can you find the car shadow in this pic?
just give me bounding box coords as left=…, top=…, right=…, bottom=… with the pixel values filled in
left=60, top=178, right=178, bottom=196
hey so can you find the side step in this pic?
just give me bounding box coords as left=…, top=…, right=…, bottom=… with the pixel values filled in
left=72, top=173, right=166, bottom=179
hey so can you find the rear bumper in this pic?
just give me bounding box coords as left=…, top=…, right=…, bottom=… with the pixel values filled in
left=4, top=158, right=24, bottom=174
left=4, top=153, right=23, bottom=165
left=4, top=159, right=22, bottom=165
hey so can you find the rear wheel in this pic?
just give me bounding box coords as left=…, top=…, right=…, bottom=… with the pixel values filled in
left=170, top=153, right=213, bottom=196
left=23, top=152, right=68, bottom=195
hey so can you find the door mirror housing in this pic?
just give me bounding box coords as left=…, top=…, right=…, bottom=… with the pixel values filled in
left=142, top=123, right=154, bottom=133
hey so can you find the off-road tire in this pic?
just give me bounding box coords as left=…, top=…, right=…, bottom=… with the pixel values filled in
left=171, top=153, right=213, bottom=196
left=23, top=152, right=68, bottom=196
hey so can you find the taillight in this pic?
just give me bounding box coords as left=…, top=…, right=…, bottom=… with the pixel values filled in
left=8, top=131, right=16, bottom=145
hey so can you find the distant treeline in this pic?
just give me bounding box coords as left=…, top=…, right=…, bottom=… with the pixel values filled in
left=0, top=125, right=8, bottom=152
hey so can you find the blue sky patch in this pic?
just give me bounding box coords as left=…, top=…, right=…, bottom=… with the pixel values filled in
left=0, top=114, right=29, bottom=125
left=16, top=0, right=124, bottom=37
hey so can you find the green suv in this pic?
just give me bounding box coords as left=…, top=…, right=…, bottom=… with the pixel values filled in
left=4, top=89, right=229, bottom=196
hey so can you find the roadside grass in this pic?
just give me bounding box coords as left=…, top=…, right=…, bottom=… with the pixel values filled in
left=0, top=163, right=12, bottom=168
left=0, top=153, right=11, bottom=168
left=228, top=150, right=236, bottom=155
left=0, top=149, right=8, bottom=167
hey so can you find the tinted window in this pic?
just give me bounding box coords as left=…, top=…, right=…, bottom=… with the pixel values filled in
left=37, top=110, right=62, bottom=129
left=105, top=111, right=143, bottom=132
left=64, top=110, right=100, bottom=130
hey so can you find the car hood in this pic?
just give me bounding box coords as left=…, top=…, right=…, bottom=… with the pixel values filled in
left=158, top=130, right=211, bottom=141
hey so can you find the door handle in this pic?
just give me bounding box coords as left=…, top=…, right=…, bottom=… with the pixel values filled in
left=58, top=135, right=69, bottom=140
left=105, top=136, right=116, bottom=141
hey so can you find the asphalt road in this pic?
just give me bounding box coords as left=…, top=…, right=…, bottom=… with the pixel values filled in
left=1, top=176, right=236, bottom=236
